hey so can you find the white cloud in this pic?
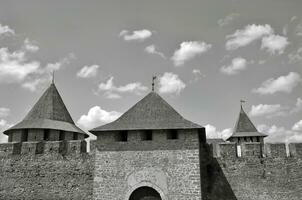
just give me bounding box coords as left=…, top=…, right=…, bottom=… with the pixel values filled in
left=220, top=57, right=247, bottom=75
left=249, top=104, right=286, bottom=118
left=192, top=69, right=201, bottom=75
left=158, top=72, right=186, bottom=95
left=171, top=41, right=212, bottom=66
left=0, top=119, right=12, bottom=143
left=23, top=38, right=39, bottom=52
left=288, top=47, right=302, bottom=63
left=0, top=107, right=10, bottom=118
left=77, top=65, right=99, bottom=78
left=98, top=77, right=148, bottom=98
left=0, top=48, right=40, bottom=83
left=205, top=124, right=232, bottom=140
left=290, top=98, right=302, bottom=114
left=119, top=29, right=152, bottom=42
left=21, top=78, right=48, bottom=92
left=0, top=23, right=15, bottom=36
left=253, top=72, right=301, bottom=95
left=226, top=24, right=273, bottom=50
left=257, top=124, right=302, bottom=143
left=296, top=23, right=302, bottom=37
left=218, top=13, right=240, bottom=27
left=77, top=106, right=121, bottom=130
left=261, top=34, right=289, bottom=54
left=292, top=120, right=302, bottom=131
left=144, top=45, right=166, bottom=59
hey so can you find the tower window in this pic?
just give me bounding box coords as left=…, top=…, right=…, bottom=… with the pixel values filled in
left=167, top=129, right=178, bottom=140
left=59, top=130, right=65, bottom=141
left=115, top=131, right=128, bottom=142
left=44, top=129, right=50, bottom=141
left=141, top=130, right=152, bottom=141
left=21, top=129, right=28, bottom=142
left=73, top=133, right=78, bottom=140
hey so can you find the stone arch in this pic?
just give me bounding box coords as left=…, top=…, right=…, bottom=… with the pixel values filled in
left=124, top=182, right=167, bottom=200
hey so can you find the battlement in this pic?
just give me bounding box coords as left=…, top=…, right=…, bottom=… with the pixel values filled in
left=0, top=140, right=87, bottom=157
left=210, top=142, right=302, bottom=158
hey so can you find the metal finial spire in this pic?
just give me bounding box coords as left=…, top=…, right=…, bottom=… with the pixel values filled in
left=52, top=71, right=55, bottom=84
left=152, top=76, right=157, bottom=92
left=240, top=99, right=246, bottom=109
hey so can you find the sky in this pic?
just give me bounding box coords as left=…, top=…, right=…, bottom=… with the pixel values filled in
left=0, top=0, right=301, bottom=143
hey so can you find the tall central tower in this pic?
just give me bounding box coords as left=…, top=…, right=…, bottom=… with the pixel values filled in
left=90, top=91, right=206, bottom=200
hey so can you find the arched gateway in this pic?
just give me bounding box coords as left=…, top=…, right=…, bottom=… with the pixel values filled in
left=129, top=186, right=161, bottom=200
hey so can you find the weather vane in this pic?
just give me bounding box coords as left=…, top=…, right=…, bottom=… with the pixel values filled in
left=152, top=76, right=157, bottom=92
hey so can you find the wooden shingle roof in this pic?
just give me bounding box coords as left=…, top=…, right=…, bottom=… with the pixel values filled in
left=90, top=92, right=203, bottom=134
left=4, top=83, right=87, bottom=137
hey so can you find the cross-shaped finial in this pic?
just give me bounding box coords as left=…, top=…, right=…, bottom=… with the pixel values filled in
left=152, top=76, right=157, bottom=92
left=240, top=99, right=246, bottom=106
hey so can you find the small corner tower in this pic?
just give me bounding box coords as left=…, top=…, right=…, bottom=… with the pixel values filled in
left=226, top=101, right=267, bottom=144
left=89, top=90, right=206, bottom=200
left=3, top=81, right=88, bottom=142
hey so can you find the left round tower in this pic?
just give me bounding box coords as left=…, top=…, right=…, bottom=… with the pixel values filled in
left=3, top=82, right=88, bottom=142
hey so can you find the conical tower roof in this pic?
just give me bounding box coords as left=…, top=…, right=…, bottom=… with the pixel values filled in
left=4, top=83, right=87, bottom=137
left=227, top=105, right=267, bottom=139
left=90, top=92, right=202, bottom=133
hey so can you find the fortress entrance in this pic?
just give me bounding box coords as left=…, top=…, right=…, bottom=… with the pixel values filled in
left=129, top=186, right=161, bottom=200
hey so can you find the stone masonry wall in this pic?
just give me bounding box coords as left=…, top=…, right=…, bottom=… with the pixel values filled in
left=93, top=129, right=203, bottom=200
left=0, top=137, right=302, bottom=200
left=0, top=140, right=94, bottom=200
left=206, top=142, right=302, bottom=200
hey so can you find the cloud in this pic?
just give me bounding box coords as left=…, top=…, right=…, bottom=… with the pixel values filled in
left=77, top=65, right=99, bottom=78
left=0, top=107, right=10, bottom=118
left=253, top=72, right=301, bottom=95
left=171, top=41, right=212, bottom=66
left=292, top=120, right=302, bottom=131
left=296, top=23, right=302, bottom=37
left=226, top=24, right=273, bottom=50
left=191, top=69, right=205, bottom=81
left=290, top=98, right=302, bottom=114
left=220, top=57, right=247, bottom=75
left=261, top=34, right=289, bottom=54
left=288, top=47, right=302, bottom=63
left=249, top=104, right=287, bottom=118
left=144, top=45, right=166, bottom=59
left=21, top=78, right=48, bottom=92
left=77, top=106, right=121, bottom=130
left=119, top=29, right=152, bottom=42
left=257, top=124, right=302, bottom=143
left=0, top=48, right=40, bottom=83
left=0, top=23, right=15, bottom=36
left=158, top=72, right=186, bottom=95
left=205, top=124, right=232, bottom=140
left=0, top=119, right=12, bottom=143
left=98, top=77, right=148, bottom=99
left=23, top=38, right=39, bottom=52
left=217, top=13, right=240, bottom=27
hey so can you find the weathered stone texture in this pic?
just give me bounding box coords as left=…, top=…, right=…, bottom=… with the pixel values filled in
left=93, top=129, right=202, bottom=200
left=0, top=141, right=94, bottom=200
left=206, top=143, right=302, bottom=200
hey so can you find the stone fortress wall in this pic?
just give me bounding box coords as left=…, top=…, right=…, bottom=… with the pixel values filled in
left=205, top=142, right=302, bottom=200
left=0, top=140, right=94, bottom=200
left=0, top=140, right=301, bottom=200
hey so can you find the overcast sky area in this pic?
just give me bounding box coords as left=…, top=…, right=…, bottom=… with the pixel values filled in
left=0, top=0, right=302, bottom=143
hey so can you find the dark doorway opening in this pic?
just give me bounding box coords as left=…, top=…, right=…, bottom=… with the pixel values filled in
left=129, top=186, right=161, bottom=200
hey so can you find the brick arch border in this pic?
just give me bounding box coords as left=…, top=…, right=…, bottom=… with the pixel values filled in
left=124, top=182, right=167, bottom=200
